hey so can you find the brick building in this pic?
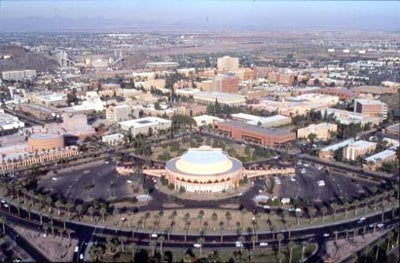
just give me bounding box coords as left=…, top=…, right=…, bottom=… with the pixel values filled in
left=216, top=121, right=296, bottom=147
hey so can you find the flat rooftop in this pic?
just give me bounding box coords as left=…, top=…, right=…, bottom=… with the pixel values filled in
left=119, top=117, right=171, bottom=128
left=321, top=138, right=355, bottom=152
left=219, top=120, right=293, bottom=136
left=365, top=149, right=396, bottom=163
left=194, top=91, right=245, bottom=100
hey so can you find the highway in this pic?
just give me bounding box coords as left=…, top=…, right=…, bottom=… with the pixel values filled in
left=0, top=196, right=398, bottom=262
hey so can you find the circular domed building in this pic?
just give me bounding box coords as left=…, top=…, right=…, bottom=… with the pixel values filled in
left=165, top=146, right=243, bottom=193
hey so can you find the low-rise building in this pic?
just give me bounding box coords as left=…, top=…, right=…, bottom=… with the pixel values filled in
left=102, top=133, right=125, bottom=146
left=319, top=139, right=355, bottom=160
left=297, top=123, right=337, bottom=141
left=354, top=99, right=387, bottom=119
left=343, top=140, right=377, bottom=161
left=1, top=70, right=36, bottom=81
left=324, top=108, right=381, bottom=125
left=231, top=113, right=291, bottom=128
left=385, top=123, right=400, bottom=138
left=0, top=109, right=25, bottom=134
left=364, top=149, right=398, bottom=171
left=212, top=74, right=239, bottom=93
left=119, top=117, right=172, bottom=137
left=193, top=115, right=223, bottom=128
left=217, top=120, right=296, bottom=147
left=27, top=133, right=65, bottom=153
left=18, top=103, right=57, bottom=121
left=193, top=91, right=245, bottom=106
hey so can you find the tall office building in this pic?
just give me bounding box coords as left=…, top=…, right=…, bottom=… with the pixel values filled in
left=217, top=56, right=239, bottom=72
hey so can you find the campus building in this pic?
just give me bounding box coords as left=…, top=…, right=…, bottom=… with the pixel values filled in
left=343, top=140, right=377, bottom=161
left=216, top=121, right=296, bottom=147
left=119, top=117, right=172, bottom=137
left=193, top=91, right=246, bottom=106
left=297, top=123, right=337, bottom=141
left=354, top=99, right=387, bottom=119
left=165, top=146, right=243, bottom=193
left=217, top=56, right=239, bottom=72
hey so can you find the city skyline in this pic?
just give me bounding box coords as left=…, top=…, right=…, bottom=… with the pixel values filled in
left=0, top=0, right=399, bottom=32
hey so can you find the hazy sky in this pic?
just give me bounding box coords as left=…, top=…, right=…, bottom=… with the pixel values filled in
left=0, top=0, right=399, bottom=31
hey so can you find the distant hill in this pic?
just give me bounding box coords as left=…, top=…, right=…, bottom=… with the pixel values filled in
left=0, top=45, right=58, bottom=73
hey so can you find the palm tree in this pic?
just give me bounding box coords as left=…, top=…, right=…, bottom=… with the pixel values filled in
left=0, top=216, right=6, bottom=235
left=343, top=201, right=350, bottom=218
left=238, top=235, right=245, bottom=253
left=55, top=200, right=62, bottom=215
left=321, top=206, right=328, bottom=222
left=380, top=203, right=385, bottom=223
left=353, top=199, right=360, bottom=216
left=211, top=212, right=218, bottom=232
left=375, top=238, right=384, bottom=261
left=277, top=233, right=284, bottom=254
left=251, top=235, right=257, bottom=254
left=66, top=202, right=73, bottom=219
left=149, top=239, right=157, bottom=257
left=76, top=204, right=83, bottom=220
left=295, top=210, right=302, bottom=226
left=119, top=236, right=127, bottom=252
left=130, top=242, right=137, bottom=258
left=301, top=241, right=308, bottom=261
left=196, top=237, right=205, bottom=257
left=278, top=252, right=285, bottom=263
left=386, top=231, right=394, bottom=254
left=308, top=207, right=317, bottom=223
left=99, top=206, right=107, bottom=223
left=88, top=206, right=95, bottom=221
left=365, top=244, right=371, bottom=259
left=46, top=196, right=52, bottom=213
left=27, top=205, right=32, bottom=221
left=197, top=210, right=205, bottom=231
left=219, top=221, right=224, bottom=243
left=240, top=209, right=247, bottom=231
left=225, top=211, right=232, bottom=231
left=288, top=241, right=296, bottom=263
left=144, top=212, right=151, bottom=229
left=157, top=236, right=165, bottom=255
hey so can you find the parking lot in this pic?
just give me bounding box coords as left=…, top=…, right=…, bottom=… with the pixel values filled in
left=37, top=160, right=135, bottom=202
left=277, top=161, right=378, bottom=204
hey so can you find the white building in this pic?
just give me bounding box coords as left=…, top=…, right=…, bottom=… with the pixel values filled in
left=102, top=133, right=125, bottom=146
left=193, top=115, right=223, bottom=127
left=2, top=70, right=36, bottom=81
left=106, top=104, right=132, bottom=124
left=343, top=140, right=377, bottom=161
left=231, top=113, right=291, bottom=128
left=0, top=109, right=25, bottom=133
left=217, top=56, right=239, bottom=72
left=119, top=117, right=172, bottom=137
left=193, top=91, right=245, bottom=106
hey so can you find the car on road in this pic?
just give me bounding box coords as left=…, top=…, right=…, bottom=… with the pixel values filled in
left=193, top=243, right=202, bottom=248
left=3, top=204, right=8, bottom=208
left=260, top=242, right=268, bottom=247
left=323, top=233, right=330, bottom=237
left=377, top=223, right=385, bottom=228
left=290, top=177, right=296, bottom=182
left=74, top=246, right=79, bottom=253
left=151, top=233, right=158, bottom=238
left=263, top=205, right=270, bottom=210
left=0, top=200, right=5, bottom=204
left=235, top=241, right=243, bottom=247
left=79, top=253, right=84, bottom=260
left=317, top=180, right=325, bottom=187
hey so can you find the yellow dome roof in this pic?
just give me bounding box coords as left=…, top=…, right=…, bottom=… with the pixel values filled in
left=175, top=146, right=233, bottom=175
